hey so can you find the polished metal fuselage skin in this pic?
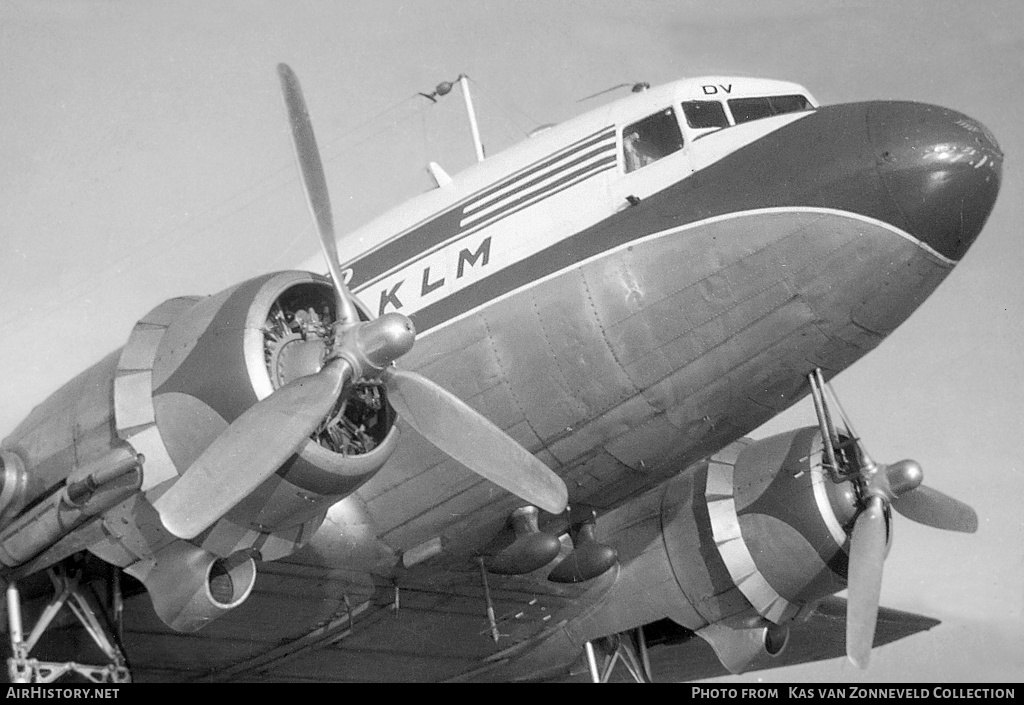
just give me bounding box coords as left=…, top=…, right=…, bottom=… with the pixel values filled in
left=344, top=96, right=1001, bottom=562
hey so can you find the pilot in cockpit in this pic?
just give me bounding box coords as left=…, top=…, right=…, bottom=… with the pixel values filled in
left=623, top=130, right=655, bottom=173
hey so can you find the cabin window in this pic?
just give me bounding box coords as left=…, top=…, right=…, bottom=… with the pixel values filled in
left=681, top=100, right=729, bottom=129
left=728, top=94, right=813, bottom=124
left=622, top=108, right=684, bottom=173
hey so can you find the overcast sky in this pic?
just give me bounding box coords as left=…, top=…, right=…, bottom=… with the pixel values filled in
left=1, top=0, right=1021, bottom=682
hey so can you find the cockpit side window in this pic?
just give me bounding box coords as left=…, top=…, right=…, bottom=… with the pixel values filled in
left=728, top=94, right=813, bottom=125
left=622, top=108, right=684, bottom=173
left=681, top=101, right=729, bottom=129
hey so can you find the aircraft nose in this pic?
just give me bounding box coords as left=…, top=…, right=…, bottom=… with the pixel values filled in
left=868, top=102, right=1002, bottom=261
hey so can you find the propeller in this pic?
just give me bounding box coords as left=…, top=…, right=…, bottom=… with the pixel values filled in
left=808, top=370, right=978, bottom=668
left=278, top=63, right=361, bottom=328
left=843, top=452, right=978, bottom=667
left=846, top=494, right=887, bottom=669
left=384, top=368, right=569, bottom=513
left=153, top=65, right=568, bottom=540
left=154, top=359, right=352, bottom=539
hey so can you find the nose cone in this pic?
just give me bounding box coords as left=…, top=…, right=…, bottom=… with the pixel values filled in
left=868, top=102, right=1002, bottom=261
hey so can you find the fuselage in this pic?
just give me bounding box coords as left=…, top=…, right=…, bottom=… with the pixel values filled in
left=290, top=75, right=1001, bottom=551
left=2, top=74, right=1001, bottom=551
left=2, top=75, right=1002, bottom=547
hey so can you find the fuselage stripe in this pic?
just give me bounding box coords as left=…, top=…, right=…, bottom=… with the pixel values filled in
left=454, top=161, right=618, bottom=243
left=346, top=125, right=616, bottom=289
left=353, top=158, right=618, bottom=291
left=461, top=143, right=616, bottom=225
left=464, top=137, right=616, bottom=217
left=458, top=155, right=617, bottom=232
left=410, top=207, right=954, bottom=338
left=464, top=126, right=616, bottom=210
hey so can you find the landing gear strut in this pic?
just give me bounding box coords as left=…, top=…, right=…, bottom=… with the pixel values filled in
left=583, top=627, right=653, bottom=683
left=6, top=567, right=131, bottom=683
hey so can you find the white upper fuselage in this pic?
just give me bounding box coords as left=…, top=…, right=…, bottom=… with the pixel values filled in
left=298, top=76, right=818, bottom=326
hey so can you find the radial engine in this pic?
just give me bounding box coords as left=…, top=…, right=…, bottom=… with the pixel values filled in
left=0, top=271, right=400, bottom=631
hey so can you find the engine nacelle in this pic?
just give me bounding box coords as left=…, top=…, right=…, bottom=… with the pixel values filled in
left=694, top=619, right=791, bottom=674
left=104, top=270, right=399, bottom=562
left=0, top=270, right=409, bottom=632
left=125, top=541, right=257, bottom=632
left=0, top=450, right=28, bottom=528
left=700, top=426, right=863, bottom=624
left=511, top=427, right=862, bottom=677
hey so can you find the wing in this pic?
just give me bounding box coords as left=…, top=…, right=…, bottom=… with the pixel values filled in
left=558, top=598, right=941, bottom=683
left=20, top=566, right=936, bottom=682
left=20, top=551, right=593, bottom=682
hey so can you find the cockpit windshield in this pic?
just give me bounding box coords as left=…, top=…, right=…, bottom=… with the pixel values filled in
left=681, top=101, right=729, bottom=129
left=622, top=108, right=684, bottom=173
left=728, top=94, right=812, bottom=124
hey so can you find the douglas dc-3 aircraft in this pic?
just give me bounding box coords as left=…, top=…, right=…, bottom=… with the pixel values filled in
left=0, top=64, right=1001, bottom=683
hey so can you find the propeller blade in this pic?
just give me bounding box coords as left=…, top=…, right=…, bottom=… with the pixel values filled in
left=892, top=485, right=978, bottom=533
left=277, top=63, right=360, bottom=326
left=846, top=495, right=888, bottom=668
left=384, top=368, right=568, bottom=515
left=153, top=360, right=353, bottom=539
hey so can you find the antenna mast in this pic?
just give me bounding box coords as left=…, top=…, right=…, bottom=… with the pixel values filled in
left=458, top=75, right=485, bottom=163
left=419, top=73, right=485, bottom=162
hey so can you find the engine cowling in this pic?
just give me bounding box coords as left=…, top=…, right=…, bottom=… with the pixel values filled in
left=125, top=540, right=258, bottom=632
left=51, top=271, right=406, bottom=631
left=701, top=426, right=863, bottom=624
left=512, top=427, right=864, bottom=677
left=681, top=426, right=866, bottom=672
left=105, top=271, right=399, bottom=561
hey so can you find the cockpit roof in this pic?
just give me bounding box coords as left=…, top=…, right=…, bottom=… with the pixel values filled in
left=600, top=76, right=818, bottom=119
left=337, top=76, right=819, bottom=259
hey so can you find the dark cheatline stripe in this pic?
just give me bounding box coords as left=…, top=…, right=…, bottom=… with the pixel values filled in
left=348, top=207, right=464, bottom=289
left=354, top=160, right=613, bottom=293
left=466, top=136, right=616, bottom=218
left=466, top=126, right=616, bottom=211
left=461, top=155, right=617, bottom=233
left=358, top=160, right=616, bottom=301
left=457, top=161, right=618, bottom=248
left=463, top=143, right=615, bottom=226
left=348, top=125, right=615, bottom=289
left=407, top=103, right=940, bottom=333
left=409, top=193, right=680, bottom=333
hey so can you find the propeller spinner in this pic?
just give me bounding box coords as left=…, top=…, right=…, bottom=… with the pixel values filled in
left=808, top=369, right=978, bottom=668
left=153, top=65, right=568, bottom=539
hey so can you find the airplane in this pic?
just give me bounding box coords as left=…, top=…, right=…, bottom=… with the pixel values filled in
left=0, top=63, right=1002, bottom=683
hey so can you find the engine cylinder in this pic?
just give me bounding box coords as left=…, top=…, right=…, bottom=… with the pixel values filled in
left=89, top=270, right=402, bottom=570
left=147, top=272, right=395, bottom=501
left=115, top=272, right=398, bottom=545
